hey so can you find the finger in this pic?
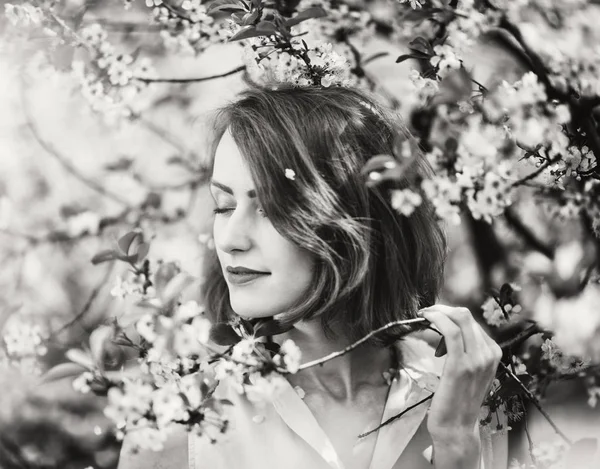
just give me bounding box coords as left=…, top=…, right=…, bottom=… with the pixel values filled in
left=424, top=305, right=489, bottom=356
left=419, top=309, right=465, bottom=357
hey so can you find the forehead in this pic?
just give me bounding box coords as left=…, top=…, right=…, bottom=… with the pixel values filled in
left=212, top=129, right=254, bottom=189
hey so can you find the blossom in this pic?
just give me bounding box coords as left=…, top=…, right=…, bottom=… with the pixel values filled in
left=430, top=45, right=462, bottom=78
left=481, top=297, right=507, bottom=327
left=390, top=189, right=423, bottom=216
left=280, top=339, right=302, bottom=374
left=398, top=0, right=424, bottom=9
left=104, top=380, right=154, bottom=427
left=244, top=372, right=288, bottom=405
left=284, top=169, right=296, bottom=181
left=4, top=3, right=44, bottom=27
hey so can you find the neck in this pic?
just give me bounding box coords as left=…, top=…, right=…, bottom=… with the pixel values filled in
left=273, top=319, right=395, bottom=401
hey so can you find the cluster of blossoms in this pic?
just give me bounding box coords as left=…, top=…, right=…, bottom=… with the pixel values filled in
left=293, top=0, right=373, bottom=48
left=244, top=39, right=355, bottom=88
left=4, top=2, right=43, bottom=27
left=481, top=296, right=522, bottom=327
left=149, top=0, right=223, bottom=55
left=1, top=316, right=47, bottom=375
left=72, top=23, right=156, bottom=122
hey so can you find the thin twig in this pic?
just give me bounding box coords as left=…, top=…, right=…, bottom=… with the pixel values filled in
left=297, top=318, right=427, bottom=371
left=359, top=393, right=434, bottom=438
left=510, top=159, right=556, bottom=188
left=133, top=65, right=246, bottom=84
left=20, top=83, right=132, bottom=208
left=498, top=323, right=543, bottom=350
left=47, top=263, right=116, bottom=340
left=499, top=362, right=572, bottom=445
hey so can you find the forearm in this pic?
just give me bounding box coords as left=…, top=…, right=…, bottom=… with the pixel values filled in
left=431, top=432, right=482, bottom=469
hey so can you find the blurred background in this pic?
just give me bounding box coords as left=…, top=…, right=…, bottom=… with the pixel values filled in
left=1, top=0, right=600, bottom=468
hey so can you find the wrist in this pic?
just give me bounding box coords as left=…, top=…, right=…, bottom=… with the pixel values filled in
left=430, top=431, right=482, bottom=469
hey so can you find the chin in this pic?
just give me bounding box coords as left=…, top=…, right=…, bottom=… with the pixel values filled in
left=229, top=300, right=278, bottom=320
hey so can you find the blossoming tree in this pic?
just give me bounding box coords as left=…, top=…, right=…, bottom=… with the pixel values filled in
left=1, top=0, right=600, bottom=468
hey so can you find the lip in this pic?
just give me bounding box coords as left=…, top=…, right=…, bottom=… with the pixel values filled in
left=225, top=271, right=270, bottom=286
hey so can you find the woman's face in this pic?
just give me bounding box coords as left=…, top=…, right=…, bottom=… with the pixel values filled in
left=210, top=129, right=316, bottom=319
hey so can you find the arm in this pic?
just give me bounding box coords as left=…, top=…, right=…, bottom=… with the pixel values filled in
left=419, top=305, right=505, bottom=469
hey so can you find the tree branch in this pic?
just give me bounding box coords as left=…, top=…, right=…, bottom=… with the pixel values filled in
left=20, top=84, right=132, bottom=208
left=504, top=207, right=554, bottom=259
left=133, top=65, right=246, bottom=83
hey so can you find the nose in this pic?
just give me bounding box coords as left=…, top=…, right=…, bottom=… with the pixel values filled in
left=214, top=207, right=253, bottom=254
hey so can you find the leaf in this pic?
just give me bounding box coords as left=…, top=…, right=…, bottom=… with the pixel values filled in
left=495, top=373, right=534, bottom=400
left=499, top=283, right=514, bottom=306
left=434, top=337, right=447, bottom=357
left=242, top=9, right=261, bottom=25
left=408, top=36, right=433, bottom=56
left=229, top=25, right=268, bottom=41
left=104, top=157, right=134, bottom=172
left=135, top=242, right=150, bottom=263
left=284, top=7, right=327, bottom=28
left=255, top=20, right=278, bottom=34
left=41, top=362, right=89, bottom=383
left=161, top=272, right=196, bottom=304
left=207, top=0, right=247, bottom=14
left=90, top=325, right=114, bottom=371
left=65, top=348, right=95, bottom=370
left=396, top=52, right=429, bottom=64
left=154, top=261, right=182, bottom=297
left=91, top=249, right=118, bottom=265
left=253, top=318, right=295, bottom=338
left=209, top=323, right=242, bottom=346
left=118, top=231, right=143, bottom=256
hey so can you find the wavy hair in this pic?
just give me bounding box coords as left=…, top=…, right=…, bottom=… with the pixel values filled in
left=202, top=85, right=446, bottom=346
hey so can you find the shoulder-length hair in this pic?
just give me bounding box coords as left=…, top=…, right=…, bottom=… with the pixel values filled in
left=202, top=85, right=446, bottom=346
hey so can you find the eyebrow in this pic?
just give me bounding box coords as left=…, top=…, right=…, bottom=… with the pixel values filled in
left=210, top=179, right=256, bottom=198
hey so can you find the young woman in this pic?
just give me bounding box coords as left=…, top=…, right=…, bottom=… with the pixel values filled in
left=118, top=85, right=507, bottom=469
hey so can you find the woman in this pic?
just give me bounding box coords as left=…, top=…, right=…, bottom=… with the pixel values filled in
left=118, top=85, right=507, bottom=469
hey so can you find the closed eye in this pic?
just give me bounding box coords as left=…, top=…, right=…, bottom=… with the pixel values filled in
left=213, top=207, right=234, bottom=215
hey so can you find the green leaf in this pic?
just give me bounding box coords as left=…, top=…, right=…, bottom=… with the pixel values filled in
left=91, top=249, right=119, bottom=265
left=229, top=25, right=269, bottom=41
left=41, top=362, right=89, bottom=383
left=284, top=7, right=327, bottom=28
left=118, top=231, right=142, bottom=256
left=209, top=323, right=242, bottom=346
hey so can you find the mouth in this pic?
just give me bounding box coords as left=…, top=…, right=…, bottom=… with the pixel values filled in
left=225, top=266, right=270, bottom=286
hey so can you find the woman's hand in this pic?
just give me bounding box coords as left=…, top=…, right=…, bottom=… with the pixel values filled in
left=419, top=305, right=503, bottom=469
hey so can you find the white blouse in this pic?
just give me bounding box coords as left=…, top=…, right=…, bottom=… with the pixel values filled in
left=188, top=336, right=507, bottom=469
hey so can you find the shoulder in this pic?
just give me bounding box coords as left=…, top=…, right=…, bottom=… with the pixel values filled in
left=117, top=425, right=189, bottom=469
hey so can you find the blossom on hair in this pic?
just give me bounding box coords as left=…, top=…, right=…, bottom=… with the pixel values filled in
left=285, top=169, right=296, bottom=181
left=390, top=189, right=423, bottom=217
